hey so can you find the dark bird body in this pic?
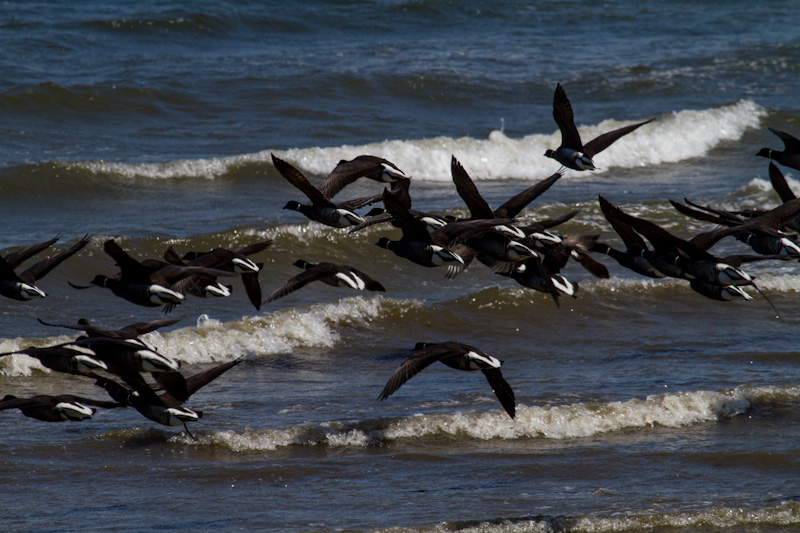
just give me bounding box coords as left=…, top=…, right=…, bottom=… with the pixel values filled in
left=264, top=259, right=385, bottom=304
left=0, top=394, right=121, bottom=422
left=378, top=341, right=516, bottom=419
left=319, top=155, right=409, bottom=199
left=545, top=83, right=653, bottom=171
left=95, top=357, right=243, bottom=436
left=0, top=235, right=90, bottom=301
left=164, top=241, right=270, bottom=310
left=75, top=239, right=232, bottom=310
left=376, top=189, right=514, bottom=269
left=757, top=128, right=800, bottom=171
left=273, top=154, right=380, bottom=228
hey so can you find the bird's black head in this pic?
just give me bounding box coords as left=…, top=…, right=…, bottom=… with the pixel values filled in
left=756, top=148, right=772, bottom=158
left=283, top=201, right=302, bottom=211
left=375, top=237, right=391, bottom=249
left=544, top=149, right=555, bottom=158
left=90, top=275, right=109, bottom=287
left=293, top=259, right=312, bottom=269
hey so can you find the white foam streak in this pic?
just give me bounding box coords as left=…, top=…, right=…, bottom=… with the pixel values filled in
left=386, top=388, right=751, bottom=441
left=570, top=501, right=800, bottom=533
left=70, top=100, right=765, bottom=182
left=146, top=296, right=395, bottom=365
left=395, top=501, right=800, bottom=533
left=196, top=385, right=794, bottom=453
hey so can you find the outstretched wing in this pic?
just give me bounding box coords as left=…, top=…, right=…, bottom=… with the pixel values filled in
left=481, top=369, right=516, bottom=419
left=3, top=234, right=60, bottom=269
left=770, top=127, right=800, bottom=153
left=769, top=162, right=797, bottom=203
left=451, top=156, right=494, bottom=220
left=271, top=154, right=334, bottom=207
left=552, top=83, right=583, bottom=151
left=583, top=119, right=653, bottom=158
left=494, top=170, right=564, bottom=219
left=19, top=234, right=91, bottom=283
left=263, top=267, right=328, bottom=304
left=377, top=343, right=462, bottom=401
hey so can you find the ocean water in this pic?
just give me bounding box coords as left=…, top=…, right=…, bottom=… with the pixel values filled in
left=2, top=1, right=800, bottom=531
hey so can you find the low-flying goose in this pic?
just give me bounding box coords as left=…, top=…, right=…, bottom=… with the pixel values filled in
left=72, top=239, right=231, bottom=310
left=0, top=394, right=121, bottom=422
left=545, top=83, right=653, bottom=171
left=94, top=357, right=244, bottom=438
left=272, top=154, right=380, bottom=228
left=602, top=198, right=755, bottom=285
left=757, top=128, right=800, bottom=171
left=346, top=178, right=443, bottom=234
left=594, top=196, right=668, bottom=279
left=263, top=259, right=385, bottom=304
left=164, top=241, right=270, bottom=310
left=497, top=247, right=579, bottom=307
left=376, top=189, right=514, bottom=269
left=318, top=155, right=409, bottom=199
left=0, top=344, right=108, bottom=376
left=670, top=197, right=800, bottom=257
left=378, top=341, right=516, bottom=419
left=0, top=234, right=90, bottom=301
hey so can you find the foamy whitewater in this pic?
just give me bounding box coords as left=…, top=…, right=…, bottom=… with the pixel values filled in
left=70, top=100, right=765, bottom=182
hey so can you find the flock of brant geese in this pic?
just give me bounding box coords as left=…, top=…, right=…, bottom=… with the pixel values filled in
left=2, top=83, right=800, bottom=434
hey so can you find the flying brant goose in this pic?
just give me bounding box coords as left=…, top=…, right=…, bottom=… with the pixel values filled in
left=71, top=239, right=232, bottom=310
left=670, top=198, right=800, bottom=257
left=263, top=259, right=385, bottom=304
left=94, top=357, right=244, bottom=438
left=378, top=341, right=516, bottom=419
left=376, top=189, right=514, bottom=269
left=272, top=154, right=380, bottom=228
left=595, top=196, right=669, bottom=278
left=0, top=344, right=108, bottom=376
left=0, top=393, right=121, bottom=422
left=318, top=155, right=409, bottom=199
left=347, top=178, right=445, bottom=234
left=497, top=248, right=578, bottom=307
left=545, top=83, right=653, bottom=171
left=164, top=241, right=271, bottom=310
left=757, top=128, right=800, bottom=171
left=0, top=234, right=90, bottom=301
left=600, top=197, right=757, bottom=287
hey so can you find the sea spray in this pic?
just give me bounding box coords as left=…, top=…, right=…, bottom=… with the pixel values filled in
left=65, top=100, right=765, bottom=182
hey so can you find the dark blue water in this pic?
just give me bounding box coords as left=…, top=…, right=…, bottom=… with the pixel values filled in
left=2, top=1, right=800, bottom=531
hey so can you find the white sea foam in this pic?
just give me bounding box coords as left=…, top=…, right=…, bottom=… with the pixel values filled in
left=69, top=100, right=765, bottom=182
left=0, top=297, right=418, bottom=376
left=145, top=295, right=411, bottom=365
left=569, top=500, right=800, bottom=533
left=193, top=385, right=794, bottom=452
left=380, top=500, right=800, bottom=533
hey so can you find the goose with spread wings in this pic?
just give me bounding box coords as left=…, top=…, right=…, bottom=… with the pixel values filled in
left=272, top=154, right=380, bottom=228
left=378, top=341, right=516, bottom=419
left=263, top=259, right=385, bottom=304
left=318, top=154, right=409, bottom=199
left=545, top=83, right=653, bottom=171
left=0, top=234, right=90, bottom=301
